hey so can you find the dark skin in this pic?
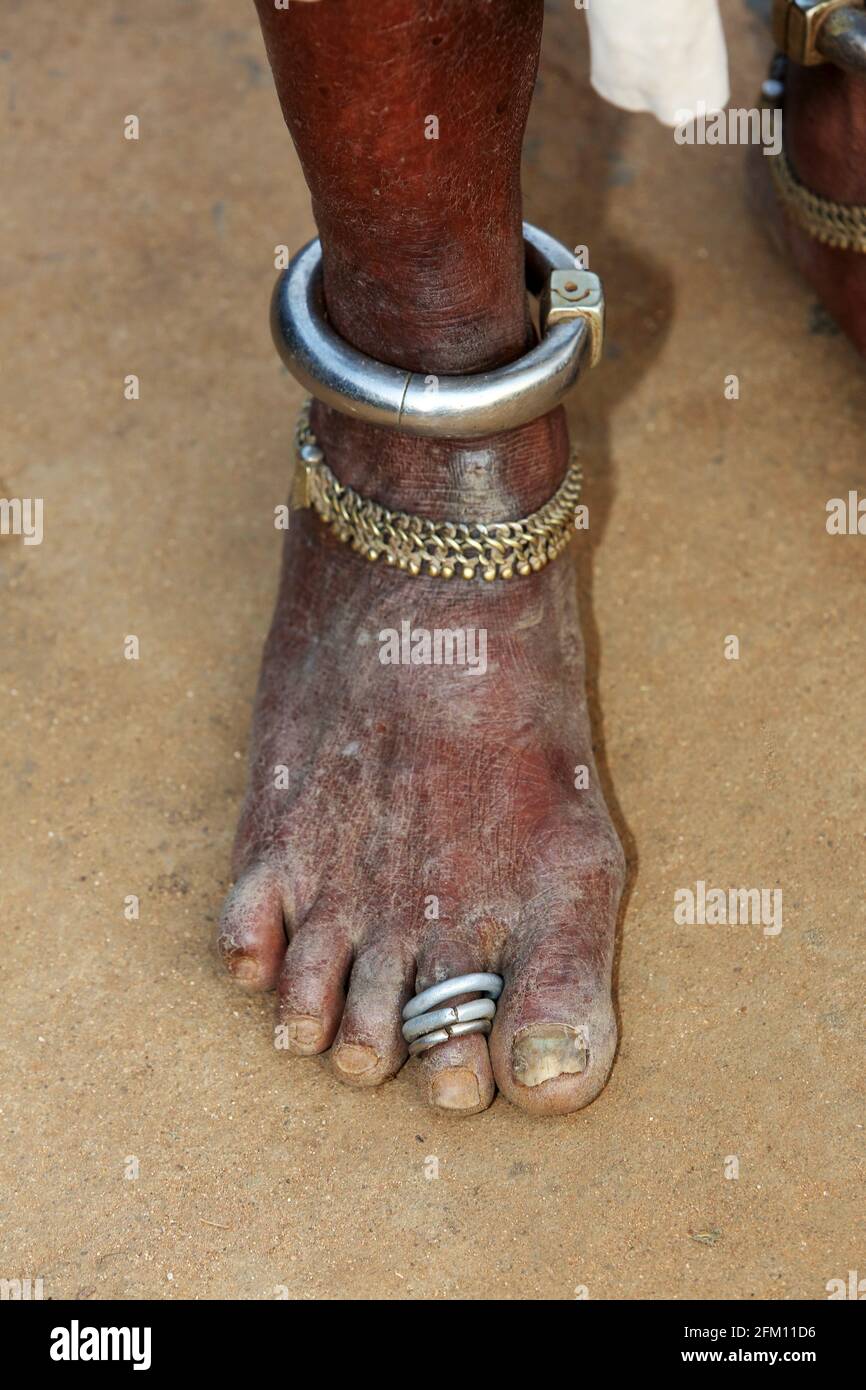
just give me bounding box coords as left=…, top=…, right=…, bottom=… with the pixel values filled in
left=254, top=0, right=535, bottom=375
left=752, top=58, right=866, bottom=354
left=219, top=0, right=625, bottom=1116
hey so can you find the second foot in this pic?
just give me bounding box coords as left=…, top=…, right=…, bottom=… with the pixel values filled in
left=750, top=57, right=866, bottom=355
left=218, top=406, right=625, bottom=1117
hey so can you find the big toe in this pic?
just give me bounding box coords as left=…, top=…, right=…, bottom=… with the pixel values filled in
left=490, top=922, right=618, bottom=1117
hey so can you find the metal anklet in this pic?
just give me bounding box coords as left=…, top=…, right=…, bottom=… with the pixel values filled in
left=272, top=221, right=604, bottom=439
left=772, top=0, right=866, bottom=75
left=402, top=974, right=504, bottom=1057
left=293, top=400, right=583, bottom=581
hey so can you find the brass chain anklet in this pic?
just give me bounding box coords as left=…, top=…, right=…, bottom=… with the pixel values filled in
left=762, top=51, right=866, bottom=253
left=292, top=401, right=584, bottom=582
left=770, top=145, right=866, bottom=252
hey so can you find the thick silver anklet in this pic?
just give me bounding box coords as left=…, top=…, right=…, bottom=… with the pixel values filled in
left=272, top=221, right=604, bottom=439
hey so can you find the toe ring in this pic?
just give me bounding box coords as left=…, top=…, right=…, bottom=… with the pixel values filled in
left=407, top=1019, right=492, bottom=1058
left=402, top=971, right=503, bottom=1055
left=403, top=997, right=497, bottom=1044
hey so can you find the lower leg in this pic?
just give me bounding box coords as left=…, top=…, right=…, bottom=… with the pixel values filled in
left=753, top=35, right=866, bottom=353
left=257, top=0, right=535, bottom=375
left=218, top=0, right=624, bottom=1116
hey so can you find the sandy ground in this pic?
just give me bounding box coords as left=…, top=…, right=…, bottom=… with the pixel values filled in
left=1, top=0, right=864, bottom=1301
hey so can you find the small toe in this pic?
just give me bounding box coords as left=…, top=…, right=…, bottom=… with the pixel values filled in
left=331, top=937, right=414, bottom=1088
left=412, top=937, right=496, bottom=1116
left=217, top=865, right=287, bottom=992
left=423, top=1035, right=494, bottom=1115
left=277, top=913, right=353, bottom=1055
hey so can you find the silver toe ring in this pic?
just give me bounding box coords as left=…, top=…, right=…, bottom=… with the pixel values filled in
left=401, top=972, right=504, bottom=1057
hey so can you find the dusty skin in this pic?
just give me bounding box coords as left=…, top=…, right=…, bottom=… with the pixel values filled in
left=216, top=0, right=625, bottom=1118
left=218, top=407, right=625, bottom=1117
left=3, top=0, right=864, bottom=1298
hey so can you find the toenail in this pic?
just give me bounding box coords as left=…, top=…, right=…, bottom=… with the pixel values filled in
left=283, top=1015, right=323, bottom=1046
left=512, top=1025, right=588, bottom=1087
left=333, top=1043, right=379, bottom=1075
left=431, top=1067, right=481, bottom=1111
left=231, top=957, right=262, bottom=985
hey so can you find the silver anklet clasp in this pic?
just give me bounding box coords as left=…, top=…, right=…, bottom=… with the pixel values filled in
left=772, top=0, right=866, bottom=73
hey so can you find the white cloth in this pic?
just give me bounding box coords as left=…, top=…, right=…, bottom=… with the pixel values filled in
left=585, top=0, right=730, bottom=127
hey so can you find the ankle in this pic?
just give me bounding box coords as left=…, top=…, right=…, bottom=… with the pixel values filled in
left=314, top=207, right=533, bottom=376
left=308, top=401, right=572, bottom=522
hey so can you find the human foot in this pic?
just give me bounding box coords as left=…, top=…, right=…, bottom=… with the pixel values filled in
left=749, top=55, right=866, bottom=354
left=217, top=402, right=625, bottom=1117
left=228, top=0, right=624, bottom=1116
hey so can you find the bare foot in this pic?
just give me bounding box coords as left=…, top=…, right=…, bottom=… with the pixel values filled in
left=225, top=0, right=625, bottom=1117
left=750, top=56, right=866, bottom=354
left=218, top=403, right=625, bottom=1116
